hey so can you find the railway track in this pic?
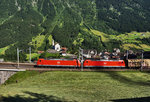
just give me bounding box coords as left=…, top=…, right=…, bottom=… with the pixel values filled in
left=0, top=62, right=150, bottom=71
left=0, top=62, right=35, bottom=68
left=25, top=68, right=140, bottom=71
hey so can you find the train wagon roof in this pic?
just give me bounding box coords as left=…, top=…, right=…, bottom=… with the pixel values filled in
left=85, top=58, right=124, bottom=61
left=39, top=58, right=77, bottom=61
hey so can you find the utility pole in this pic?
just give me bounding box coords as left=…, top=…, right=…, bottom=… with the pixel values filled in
left=126, top=50, right=128, bottom=60
left=29, top=47, right=31, bottom=63
left=17, top=48, right=20, bottom=68
left=79, top=48, right=81, bottom=61
left=141, top=50, right=144, bottom=71
left=81, top=49, right=84, bottom=71
left=17, top=48, right=22, bottom=68
left=79, top=47, right=84, bottom=71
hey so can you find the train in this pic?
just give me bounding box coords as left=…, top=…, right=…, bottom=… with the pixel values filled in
left=36, top=58, right=126, bottom=68
left=36, top=51, right=150, bottom=69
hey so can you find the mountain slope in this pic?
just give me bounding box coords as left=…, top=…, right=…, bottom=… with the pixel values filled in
left=0, top=0, right=150, bottom=57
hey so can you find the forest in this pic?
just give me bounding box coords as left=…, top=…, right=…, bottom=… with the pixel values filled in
left=0, top=0, right=150, bottom=61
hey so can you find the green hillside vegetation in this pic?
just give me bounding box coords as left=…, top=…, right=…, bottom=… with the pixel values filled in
left=111, top=32, right=150, bottom=50
left=1, top=71, right=150, bottom=101
left=91, top=29, right=109, bottom=42
left=29, top=35, right=45, bottom=51
left=40, top=52, right=61, bottom=58
left=0, top=0, right=150, bottom=61
left=0, top=46, right=10, bottom=55
left=26, top=53, right=40, bottom=61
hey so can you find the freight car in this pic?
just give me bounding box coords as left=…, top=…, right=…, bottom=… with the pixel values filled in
left=128, top=59, right=150, bottom=68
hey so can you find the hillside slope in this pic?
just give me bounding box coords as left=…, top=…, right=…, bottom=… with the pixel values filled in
left=0, top=0, right=150, bottom=56
left=1, top=71, right=150, bottom=101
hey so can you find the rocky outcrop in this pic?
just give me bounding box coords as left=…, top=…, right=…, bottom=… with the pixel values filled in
left=0, top=71, right=16, bottom=84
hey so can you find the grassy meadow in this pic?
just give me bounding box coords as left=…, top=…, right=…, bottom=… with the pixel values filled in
left=0, top=71, right=150, bottom=102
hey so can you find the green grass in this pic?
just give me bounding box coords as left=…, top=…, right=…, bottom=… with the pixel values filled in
left=88, top=30, right=150, bottom=51
left=107, top=31, right=150, bottom=50
left=4, top=71, right=40, bottom=85
left=1, top=71, right=150, bottom=101
left=91, top=29, right=109, bottom=42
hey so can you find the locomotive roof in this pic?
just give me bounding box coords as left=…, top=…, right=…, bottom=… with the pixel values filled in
left=39, top=58, right=77, bottom=61
left=85, top=58, right=123, bottom=61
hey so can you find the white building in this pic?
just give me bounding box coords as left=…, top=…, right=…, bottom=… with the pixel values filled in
left=55, top=43, right=61, bottom=51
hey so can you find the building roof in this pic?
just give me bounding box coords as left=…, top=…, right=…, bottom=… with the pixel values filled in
left=47, top=49, right=60, bottom=53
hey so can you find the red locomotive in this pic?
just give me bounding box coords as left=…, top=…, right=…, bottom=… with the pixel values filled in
left=37, top=58, right=81, bottom=68
left=83, top=59, right=126, bottom=68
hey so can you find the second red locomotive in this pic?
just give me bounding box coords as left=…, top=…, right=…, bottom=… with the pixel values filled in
left=83, top=59, right=126, bottom=68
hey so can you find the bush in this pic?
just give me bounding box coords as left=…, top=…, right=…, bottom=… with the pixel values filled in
left=39, top=52, right=61, bottom=58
